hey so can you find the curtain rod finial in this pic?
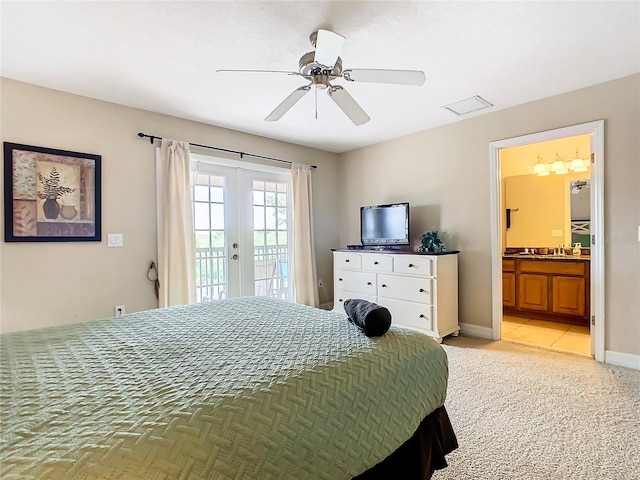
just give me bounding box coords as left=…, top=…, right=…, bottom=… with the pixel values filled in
left=137, top=132, right=156, bottom=144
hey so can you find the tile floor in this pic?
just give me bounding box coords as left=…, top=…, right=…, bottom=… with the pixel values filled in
left=502, top=315, right=592, bottom=357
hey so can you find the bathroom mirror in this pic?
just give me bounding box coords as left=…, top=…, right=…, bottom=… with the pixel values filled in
left=570, top=179, right=590, bottom=246
left=504, top=172, right=591, bottom=249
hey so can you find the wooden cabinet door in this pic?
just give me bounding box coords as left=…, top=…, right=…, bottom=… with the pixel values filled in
left=518, top=274, right=548, bottom=311
left=551, top=276, right=586, bottom=317
left=502, top=272, right=516, bottom=307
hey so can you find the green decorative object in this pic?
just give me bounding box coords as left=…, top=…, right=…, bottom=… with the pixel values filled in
left=417, top=230, right=447, bottom=253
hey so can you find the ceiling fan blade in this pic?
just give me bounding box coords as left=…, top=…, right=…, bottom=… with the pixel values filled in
left=327, top=86, right=370, bottom=126
left=343, top=69, right=426, bottom=86
left=265, top=85, right=311, bottom=121
left=313, top=29, right=346, bottom=69
left=217, top=69, right=302, bottom=76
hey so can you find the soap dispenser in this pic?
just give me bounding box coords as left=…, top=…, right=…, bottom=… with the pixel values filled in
left=573, top=242, right=582, bottom=256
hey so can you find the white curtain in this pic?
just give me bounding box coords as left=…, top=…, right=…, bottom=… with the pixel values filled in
left=291, top=163, right=319, bottom=307
left=155, top=139, right=196, bottom=307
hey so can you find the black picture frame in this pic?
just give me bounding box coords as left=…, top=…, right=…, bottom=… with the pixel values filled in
left=4, top=142, right=102, bottom=242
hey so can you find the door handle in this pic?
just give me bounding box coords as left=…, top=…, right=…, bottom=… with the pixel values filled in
left=230, top=254, right=238, bottom=260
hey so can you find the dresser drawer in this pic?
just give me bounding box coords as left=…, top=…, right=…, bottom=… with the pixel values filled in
left=334, top=270, right=377, bottom=295
left=333, top=251, right=362, bottom=270
left=393, top=255, right=433, bottom=276
left=362, top=254, right=393, bottom=272
left=377, top=274, right=432, bottom=304
left=334, top=290, right=377, bottom=313
left=378, top=297, right=433, bottom=333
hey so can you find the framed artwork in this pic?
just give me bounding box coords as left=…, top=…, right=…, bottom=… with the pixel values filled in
left=4, top=142, right=101, bottom=242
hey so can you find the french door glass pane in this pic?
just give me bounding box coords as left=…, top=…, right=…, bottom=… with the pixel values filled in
left=253, top=179, right=289, bottom=299
left=192, top=172, right=227, bottom=302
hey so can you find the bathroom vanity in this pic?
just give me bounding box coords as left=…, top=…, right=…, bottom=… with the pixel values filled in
left=502, top=254, right=590, bottom=326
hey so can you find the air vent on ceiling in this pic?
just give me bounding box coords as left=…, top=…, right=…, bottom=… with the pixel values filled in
left=442, top=95, right=493, bottom=116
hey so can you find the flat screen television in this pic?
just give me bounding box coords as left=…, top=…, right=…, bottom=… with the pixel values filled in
left=360, top=203, right=410, bottom=247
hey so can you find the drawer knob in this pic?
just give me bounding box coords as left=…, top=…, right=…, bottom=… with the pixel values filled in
left=374, top=261, right=379, bottom=265
left=367, top=282, right=372, bottom=286
left=381, top=284, right=388, bottom=288
left=419, top=288, right=425, bottom=293
left=419, top=314, right=425, bottom=318
left=345, top=259, right=350, bottom=262
left=338, top=278, right=343, bottom=281
left=339, top=298, right=343, bottom=302
left=408, top=263, right=414, bottom=267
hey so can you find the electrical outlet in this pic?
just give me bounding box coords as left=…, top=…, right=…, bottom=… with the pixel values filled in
left=114, top=305, right=125, bottom=317
left=317, top=278, right=324, bottom=288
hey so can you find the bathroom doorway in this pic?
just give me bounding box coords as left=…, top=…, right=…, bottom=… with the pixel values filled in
left=489, top=121, right=605, bottom=361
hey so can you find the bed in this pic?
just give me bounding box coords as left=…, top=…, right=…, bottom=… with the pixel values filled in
left=0, top=296, right=456, bottom=479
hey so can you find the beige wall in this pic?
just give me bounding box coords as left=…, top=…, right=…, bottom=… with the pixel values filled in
left=338, top=74, right=640, bottom=356
left=0, top=78, right=340, bottom=332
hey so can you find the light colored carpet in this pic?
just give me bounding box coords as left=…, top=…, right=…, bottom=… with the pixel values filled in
left=432, top=336, right=640, bottom=480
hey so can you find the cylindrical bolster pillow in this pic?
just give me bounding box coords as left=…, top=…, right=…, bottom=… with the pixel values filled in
left=343, top=298, right=392, bottom=337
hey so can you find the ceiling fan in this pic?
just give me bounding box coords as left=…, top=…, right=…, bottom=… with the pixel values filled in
left=217, top=29, right=426, bottom=126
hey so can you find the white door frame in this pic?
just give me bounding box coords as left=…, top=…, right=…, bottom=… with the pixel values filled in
left=489, top=120, right=605, bottom=362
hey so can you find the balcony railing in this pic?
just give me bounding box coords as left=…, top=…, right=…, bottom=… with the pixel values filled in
left=195, top=245, right=288, bottom=302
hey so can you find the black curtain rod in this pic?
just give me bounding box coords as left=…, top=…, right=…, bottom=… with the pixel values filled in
left=137, top=132, right=317, bottom=169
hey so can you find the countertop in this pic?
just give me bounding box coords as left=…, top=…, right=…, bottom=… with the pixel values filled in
left=503, top=254, right=590, bottom=262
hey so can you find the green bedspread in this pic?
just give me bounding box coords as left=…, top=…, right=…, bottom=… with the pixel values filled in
left=1, top=297, right=449, bottom=479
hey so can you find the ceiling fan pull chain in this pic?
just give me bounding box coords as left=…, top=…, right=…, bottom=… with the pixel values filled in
left=315, top=86, right=318, bottom=119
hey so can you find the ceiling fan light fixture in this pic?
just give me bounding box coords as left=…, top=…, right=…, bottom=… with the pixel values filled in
left=312, top=29, right=345, bottom=69
left=442, top=95, right=493, bottom=116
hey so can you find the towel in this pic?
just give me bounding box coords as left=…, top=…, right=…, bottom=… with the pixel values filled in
left=343, top=299, right=392, bottom=337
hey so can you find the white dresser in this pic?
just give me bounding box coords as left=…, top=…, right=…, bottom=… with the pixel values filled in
left=333, top=250, right=459, bottom=342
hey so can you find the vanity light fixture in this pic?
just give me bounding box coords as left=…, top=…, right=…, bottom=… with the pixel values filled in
left=533, top=155, right=550, bottom=176
left=550, top=153, right=569, bottom=174
left=569, top=150, right=589, bottom=172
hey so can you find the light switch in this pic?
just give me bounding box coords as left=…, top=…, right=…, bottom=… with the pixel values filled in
left=107, top=233, right=124, bottom=247
left=551, top=230, right=563, bottom=238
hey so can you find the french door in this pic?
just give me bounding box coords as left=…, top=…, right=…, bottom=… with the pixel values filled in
left=191, top=158, right=293, bottom=302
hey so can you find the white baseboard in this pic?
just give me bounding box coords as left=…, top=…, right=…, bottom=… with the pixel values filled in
left=459, top=322, right=493, bottom=340
left=605, top=350, right=640, bottom=370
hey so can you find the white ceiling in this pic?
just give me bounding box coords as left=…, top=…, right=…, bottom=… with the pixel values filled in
left=2, top=1, right=638, bottom=153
